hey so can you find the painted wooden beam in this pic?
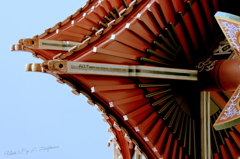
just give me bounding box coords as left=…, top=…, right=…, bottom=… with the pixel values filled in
left=200, top=91, right=211, bottom=159
left=20, top=38, right=82, bottom=51
left=28, top=61, right=198, bottom=81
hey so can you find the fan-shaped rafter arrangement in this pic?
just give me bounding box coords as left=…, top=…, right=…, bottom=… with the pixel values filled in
left=12, top=0, right=240, bottom=158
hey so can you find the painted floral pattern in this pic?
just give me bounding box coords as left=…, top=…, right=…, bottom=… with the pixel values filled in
left=220, top=20, right=240, bottom=58
left=220, top=88, right=240, bottom=120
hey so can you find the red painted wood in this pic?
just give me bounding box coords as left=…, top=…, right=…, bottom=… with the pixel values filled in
left=225, top=138, right=240, bottom=157
left=212, top=0, right=220, bottom=11
left=157, top=0, right=176, bottom=24
left=126, top=19, right=155, bottom=43
left=218, top=59, right=240, bottom=91
left=95, top=47, right=139, bottom=60
left=162, top=132, right=173, bottom=158
left=98, top=0, right=112, bottom=13
left=74, top=49, right=139, bottom=65
left=111, top=94, right=145, bottom=106
left=201, top=0, right=215, bottom=31
left=178, top=146, right=183, bottom=159
left=93, top=84, right=137, bottom=92
left=56, top=29, right=86, bottom=40
left=113, top=98, right=149, bottom=115
left=85, top=10, right=105, bottom=24
left=213, top=153, right=222, bottom=159
left=183, top=13, right=199, bottom=50
left=146, top=118, right=164, bottom=144
left=191, top=2, right=208, bottom=45
left=108, top=0, right=123, bottom=9
left=155, top=126, right=168, bottom=152
left=138, top=11, right=161, bottom=36
left=229, top=131, right=240, bottom=148
left=175, top=24, right=191, bottom=61
left=100, top=40, right=145, bottom=60
left=126, top=103, right=155, bottom=126
left=219, top=145, right=230, bottom=159
left=148, top=1, right=166, bottom=29
left=171, top=139, right=178, bottom=159
left=65, top=23, right=93, bottom=36
left=171, top=0, right=185, bottom=13
left=92, top=3, right=109, bottom=18
left=137, top=112, right=159, bottom=135
left=28, top=48, right=60, bottom=59
left=114, top=30, right=152, bottom=52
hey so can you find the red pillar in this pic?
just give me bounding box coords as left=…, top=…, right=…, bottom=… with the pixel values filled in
left=200, top=59, right=240, bottom=91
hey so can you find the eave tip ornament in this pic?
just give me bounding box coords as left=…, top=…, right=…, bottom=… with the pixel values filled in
left=25, top=63, right=42, bottom=72
left=214, top=11, right=240, bottom=130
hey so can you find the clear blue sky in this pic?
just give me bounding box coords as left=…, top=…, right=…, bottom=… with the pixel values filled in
left=0, top=0, right=113, bottom=158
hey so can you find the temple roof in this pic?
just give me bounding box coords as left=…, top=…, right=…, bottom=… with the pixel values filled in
left=12, top=0, right=240, bottom=158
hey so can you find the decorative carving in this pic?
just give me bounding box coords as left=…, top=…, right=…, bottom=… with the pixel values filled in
left=11, top=44, right=24, bottom=51
left=124, top=133, right=132, bottom=143
left=213, top=39, right=233, bottom=54
left=87, top=99, right=95, bottom=106
left=56, top=78, right=65, bottom=84
left=108, top=127, right=113, bottom=133
left=71, top=89, right=80, bottom=96
left=25, top=60, right=69, bottom=74
left=102, top=118, right=107, bottom=123
left=101, top=112, right=109, bottom=120
left=96, top=107, right=102, bottom=112
left=45, top=60, right=68, bottom=73
left=197, top=60, right=216, bottom=72
left=134, top=146, right=142, bottom=155
left=113, top=122, right=122, bottom=131
left=25, top=63, right=42, bottom=72
left=107, top=135, right=117, bottom=147
left=25, top=63, right=32, bottom=72
left=19, top=38, right=39, bottom=48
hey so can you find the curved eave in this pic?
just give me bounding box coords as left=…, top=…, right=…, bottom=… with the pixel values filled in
left=34, top=0, right=98, bottom=39
left=12, top=0, right=143, bottom=61
left=13, top=0, right=240, bottom=158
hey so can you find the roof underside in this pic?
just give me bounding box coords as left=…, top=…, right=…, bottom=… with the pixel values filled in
left=13, top=0, right=240, bottom=158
